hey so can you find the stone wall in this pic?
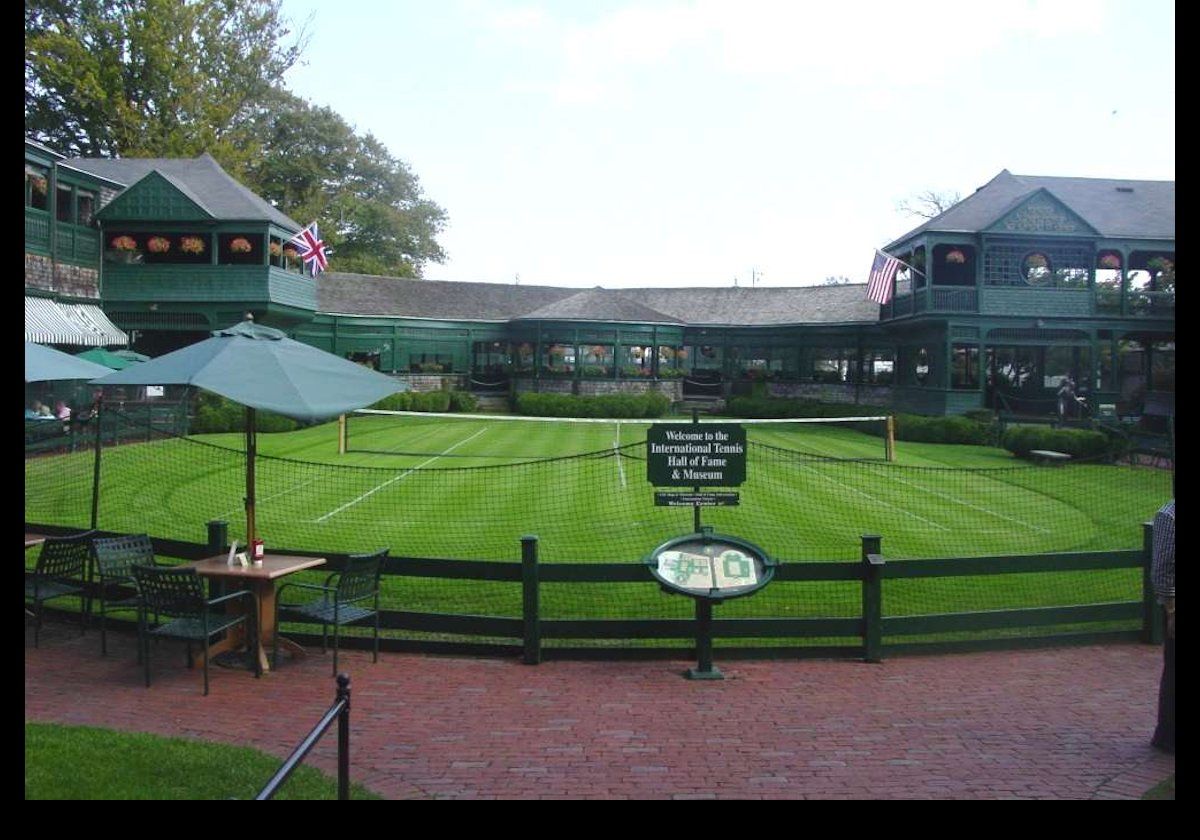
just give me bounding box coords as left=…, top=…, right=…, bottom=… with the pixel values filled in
left=388, top=373, right=467, bottom=393
left=25, top=254, right=100, bottom=299
left=514, top=378, right=684, bottom=400
left=767, top=382, right=892, bottom=406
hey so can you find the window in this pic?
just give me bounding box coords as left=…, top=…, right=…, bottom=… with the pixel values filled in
left=55, top=186, right=73, bottom=223
left=951, top=345, right=979, bottom=389
left=26, top=164, right=49, bottom=210
left=77, top=191, right=96, bottom=227
left=1022, top=252, right=1052, bottom=285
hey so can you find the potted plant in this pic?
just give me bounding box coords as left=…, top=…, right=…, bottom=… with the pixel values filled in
left=945, top=248, right=966, bottom=264
left=229, top=237, right=253, bottom=254
left=180, top=235, right=206, bottom=255
left=1098, top=253, right=1121, bottom=270
left=108, top=235, right=141, bottom=264
left=147, top=235, right=171, bottom=254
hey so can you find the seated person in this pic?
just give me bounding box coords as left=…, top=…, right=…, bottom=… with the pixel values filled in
left=54, top=401, right=71, bottom=421
left=25, top=404, right=39, bottom=420
left=37, top=402, right=54, bottom=419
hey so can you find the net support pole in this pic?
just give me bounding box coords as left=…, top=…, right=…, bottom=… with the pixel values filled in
left=1141, top=521, right=1162, bottom=645
left=885, top=415, right=896, bottom=462
left=521, top=535, right=541, bottom=665
left=861, top=534, right=884, bottom=663
left=338, top=413, right=347, bottom=455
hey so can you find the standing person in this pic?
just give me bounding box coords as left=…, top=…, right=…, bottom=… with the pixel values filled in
left=1150, top=498, right=1175, bottom=754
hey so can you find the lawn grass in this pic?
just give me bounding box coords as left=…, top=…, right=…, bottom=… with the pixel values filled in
left=25, top=414, right=1169, bottom=634
left=1142, top=774, right=1175, bottom=800
left=24, top=722, right=381, bottom=800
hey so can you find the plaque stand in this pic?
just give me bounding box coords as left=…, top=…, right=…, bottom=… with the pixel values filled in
left=685, top=599, right=724, bottom=680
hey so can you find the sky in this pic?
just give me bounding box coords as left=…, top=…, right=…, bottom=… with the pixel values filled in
left=277, top=0, right=1175, bottom=289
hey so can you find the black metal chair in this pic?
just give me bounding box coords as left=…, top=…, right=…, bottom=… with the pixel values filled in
left=91, top=534, right=156, bottom=657
left=274, top=549, right=386, bottom=675
left=132, top=564, right=260, bottom=696
left=26, top=531, right=95, bottom=647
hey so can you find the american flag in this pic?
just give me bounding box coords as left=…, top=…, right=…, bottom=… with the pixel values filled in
left=866, top=250, right=901, bottom=304
left=289, top=223, right=330, bottom=277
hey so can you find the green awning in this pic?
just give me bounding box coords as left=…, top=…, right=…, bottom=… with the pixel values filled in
left=25, top=296, right=128, bottom=347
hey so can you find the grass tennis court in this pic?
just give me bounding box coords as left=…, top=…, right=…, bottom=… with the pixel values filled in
left=26, top=411, right=1168, bottom=563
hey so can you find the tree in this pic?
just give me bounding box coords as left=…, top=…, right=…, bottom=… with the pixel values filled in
left=895, top=190, right=962, bottom=220
left=243, top=92, right=448, bottom=277
left=25, top=0, right=305, bottom=162
left=823, top=276, right=853, bottom=285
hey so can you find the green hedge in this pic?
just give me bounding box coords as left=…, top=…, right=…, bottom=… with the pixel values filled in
left=190, top=392, right=299, bottom=434
left=515, top=391, right=671, bottom=418
left=448, top=391, right=478, bottom=412
left=1001, top=425, right=1114, bottom=459
left=369, top=390, right=454, bottom=413
left=724, top=397, right=1002, bottom=446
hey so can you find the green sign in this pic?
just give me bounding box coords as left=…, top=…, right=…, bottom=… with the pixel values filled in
left=646, top=424, right=746, bottom=487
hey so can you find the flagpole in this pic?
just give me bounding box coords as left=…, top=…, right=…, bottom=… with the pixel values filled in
left=876, top=248, right=926, bottom=279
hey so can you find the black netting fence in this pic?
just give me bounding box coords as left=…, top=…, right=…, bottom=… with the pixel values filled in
left=26, top=409, right=1168, bottom=648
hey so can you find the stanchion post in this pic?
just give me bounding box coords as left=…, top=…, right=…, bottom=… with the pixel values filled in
left=336, top=673, right=351, bottom=801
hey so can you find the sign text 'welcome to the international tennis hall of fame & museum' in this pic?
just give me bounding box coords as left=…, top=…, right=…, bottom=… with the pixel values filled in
left=646, top=424, right=746, bottom=487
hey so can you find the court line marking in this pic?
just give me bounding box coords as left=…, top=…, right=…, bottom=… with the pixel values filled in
left=870, top=469, right=1053, bottom=535
left=613, top=420, right=627, bottom=488
left=797, top=462, right=951, bottom=531
left=313, top=427, right=489, bottom=523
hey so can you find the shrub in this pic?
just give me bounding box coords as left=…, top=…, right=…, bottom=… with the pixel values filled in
left=448, top=391, right=478, bottom=413
left=190, top=392, right=298, bottom=434
left=515, top=391, right=671, bottom=418
left=893, top=414, right=990, bottom=446
left=1001, top=425, right=1113, bottom=460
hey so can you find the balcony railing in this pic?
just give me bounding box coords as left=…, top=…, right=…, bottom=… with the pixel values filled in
left=24, top=207, right=100, bottom=264
left=930, top=287, right=977, bottom=312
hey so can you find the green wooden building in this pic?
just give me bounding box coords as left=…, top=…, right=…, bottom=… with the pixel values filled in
left=25, top=141, right=1173, bottom=417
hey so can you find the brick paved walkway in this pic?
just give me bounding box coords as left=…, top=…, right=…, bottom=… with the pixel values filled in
left=25, top=623, right=1174, bottom=799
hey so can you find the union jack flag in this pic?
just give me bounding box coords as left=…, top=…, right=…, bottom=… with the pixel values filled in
left=289, top=223, right=330, bottom=277
left=866, top=250, right=901, bottom=304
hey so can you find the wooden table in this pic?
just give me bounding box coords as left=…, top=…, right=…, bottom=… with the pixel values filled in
left=187, top=554, right=326, bottom=673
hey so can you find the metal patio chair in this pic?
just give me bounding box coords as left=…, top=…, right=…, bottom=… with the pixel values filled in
left=274, top=549, right=386, bottom=675
left=26, top=531, right=95, bottom=647
left=132, top=564, right=260, bottom=696
left=91, top=534, right=157, bottom=658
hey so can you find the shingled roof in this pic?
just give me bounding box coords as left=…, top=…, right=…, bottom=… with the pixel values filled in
left=888, top=170, right=1175, bottom=248
left=318, top=274, right=880, bottom=326
left=67, top=154, right=302, bottom=230
left=517, top=288, right=684, bottom=324
left=319, top=274, right=575, bottom=320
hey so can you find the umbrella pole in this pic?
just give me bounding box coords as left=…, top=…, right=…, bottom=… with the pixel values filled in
left=245, top=406, right=257, bottom=545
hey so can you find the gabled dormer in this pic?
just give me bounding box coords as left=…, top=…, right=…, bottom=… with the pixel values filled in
left=67, top=153, right=316, bottom=339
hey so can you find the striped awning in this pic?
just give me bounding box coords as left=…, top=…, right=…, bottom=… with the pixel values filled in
left=25, top=296, right=128, bottom=347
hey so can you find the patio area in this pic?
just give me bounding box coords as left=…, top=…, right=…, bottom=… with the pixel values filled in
left=25, top=623, right=1173, bottom=799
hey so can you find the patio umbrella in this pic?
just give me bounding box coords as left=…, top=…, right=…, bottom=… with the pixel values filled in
left=91, top=317, right=405, bottom=543
left=26, top=341, right=113, bottom=383
left=113, top=349, right=151, bottom=363
left=75, top=347, right=141, bottom=370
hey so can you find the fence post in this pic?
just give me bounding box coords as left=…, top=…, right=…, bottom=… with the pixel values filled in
left=861, top=534, right=883, bottom=663
left=336, top=673, right=351, bottom=801
left=521, top=535, right=541, bottom=665
left=1141, top=521, right=1162, bottom=645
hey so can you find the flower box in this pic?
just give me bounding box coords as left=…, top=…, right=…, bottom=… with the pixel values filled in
left=110, top=235, right=138, bottom=252
left=180, top=236, right=206, bottom=255
left=229, top=237, right=253, bottom=254
left=945, top=248, right=966, bottom=264
left=147, top=236, right=171, bottom=254
left=1098, top=253, right=1121, bottom=270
